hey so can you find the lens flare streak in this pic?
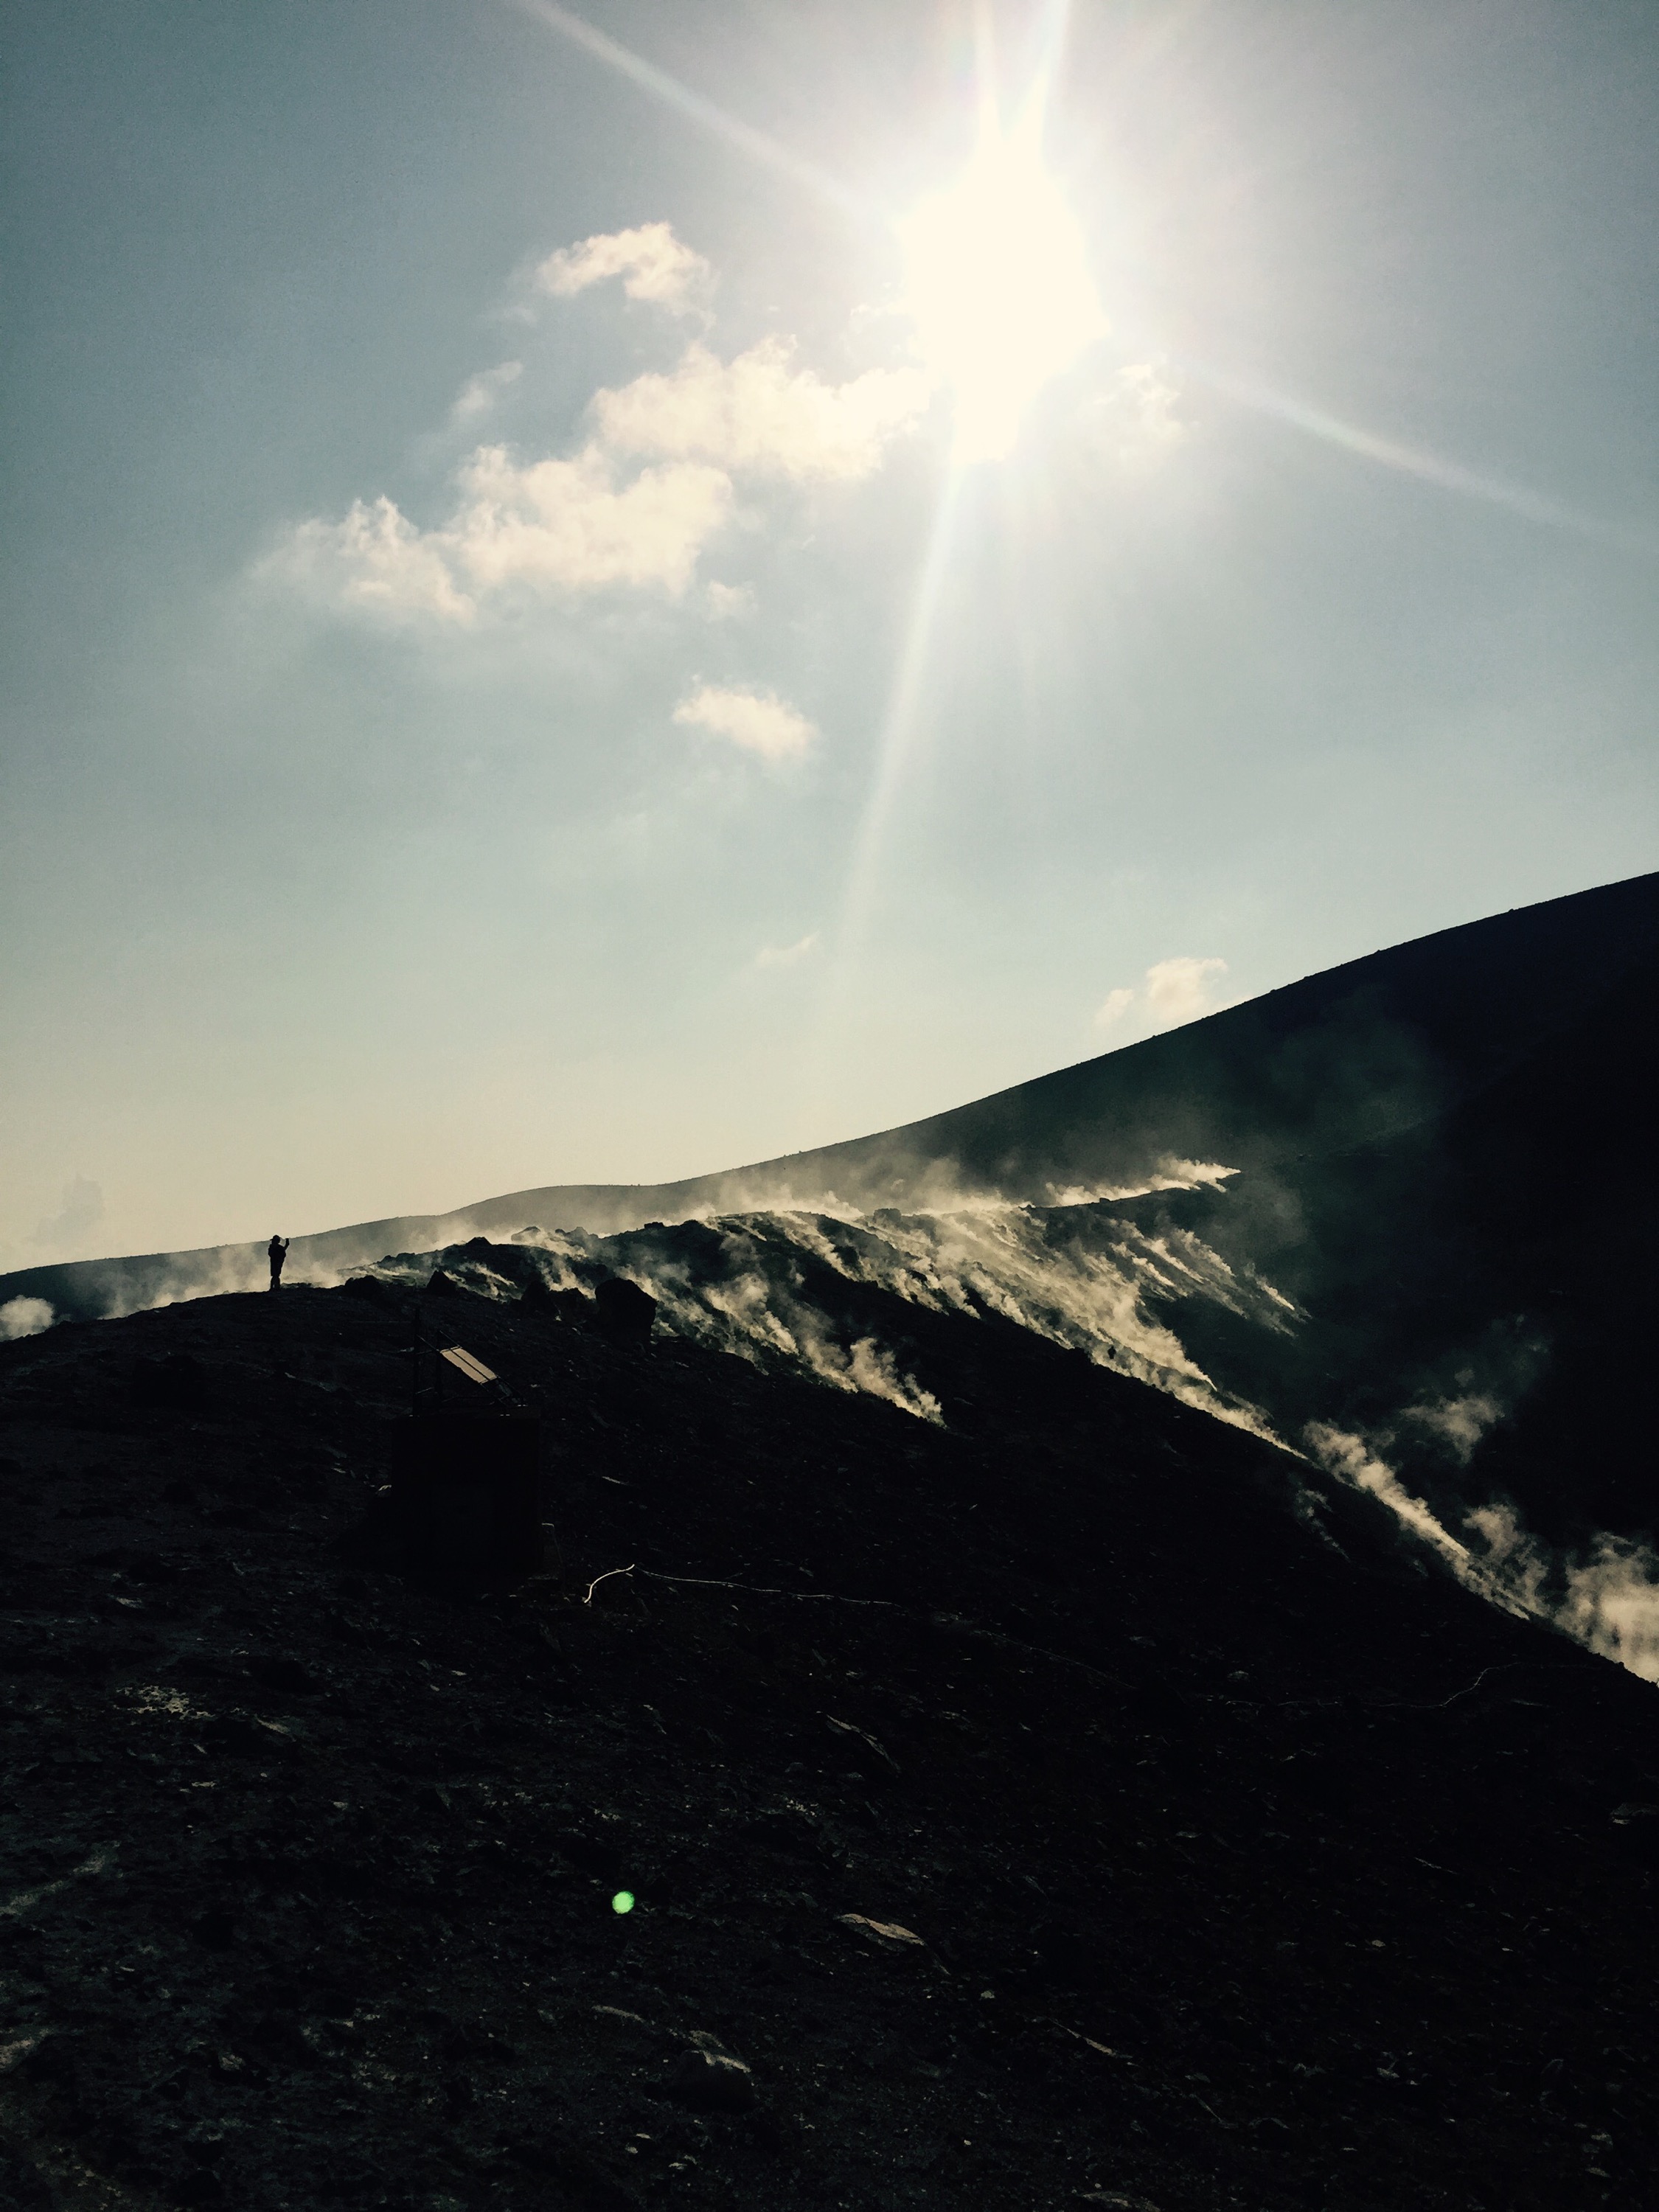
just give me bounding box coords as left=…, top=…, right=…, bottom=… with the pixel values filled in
left=1203, top=366, right=1658, bottom=555
left=511, top=0, right=869, bottom=220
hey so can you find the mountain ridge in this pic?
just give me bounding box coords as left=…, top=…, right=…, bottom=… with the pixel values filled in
left=7, top=869, right=1656, bottom=1325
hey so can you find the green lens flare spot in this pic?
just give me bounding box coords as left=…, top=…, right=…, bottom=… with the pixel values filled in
left=611, top=1891, right=636, bottom=1915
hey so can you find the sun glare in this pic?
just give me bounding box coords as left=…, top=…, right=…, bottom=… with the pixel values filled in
left=898, top=113, right=1105, bottom=465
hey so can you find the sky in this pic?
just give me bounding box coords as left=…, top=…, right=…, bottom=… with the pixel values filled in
left=3, top=0, right=1657, bottom=1268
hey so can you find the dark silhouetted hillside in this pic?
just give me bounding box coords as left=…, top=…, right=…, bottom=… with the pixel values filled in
left=7, top=872, right=1655, bottom=1321
left=1, top=1268, right=1656, bottom=2210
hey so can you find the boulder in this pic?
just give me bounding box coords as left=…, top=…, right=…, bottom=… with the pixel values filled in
left=593, top=1277, right=656, bottom=1342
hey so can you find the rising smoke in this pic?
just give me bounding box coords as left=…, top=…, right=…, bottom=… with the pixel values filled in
left=355, top=1164, right=1288, bottom=1439
left=7, top=1165, right=1653, bottom=1686
left=0, top=1297, right=54, bottom=1343
left=1307, top=1413, right=1659, bottom=1684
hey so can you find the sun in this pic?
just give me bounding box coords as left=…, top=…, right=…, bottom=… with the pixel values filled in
left=897, top=111, right=1106, bottom=465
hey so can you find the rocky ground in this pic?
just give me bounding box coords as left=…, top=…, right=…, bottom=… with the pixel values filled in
left=0, top=1270, right=1655, bottom=2212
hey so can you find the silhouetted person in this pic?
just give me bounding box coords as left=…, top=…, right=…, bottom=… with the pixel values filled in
left=268, top=1234, right=289, bottom=1291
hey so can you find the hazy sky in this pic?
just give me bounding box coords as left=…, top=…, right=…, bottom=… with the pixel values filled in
left=4, top=0, right=1656, bottom=1267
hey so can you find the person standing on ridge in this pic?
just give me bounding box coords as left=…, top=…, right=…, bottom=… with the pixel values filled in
left=268, top=1234, right=289, bottom=1291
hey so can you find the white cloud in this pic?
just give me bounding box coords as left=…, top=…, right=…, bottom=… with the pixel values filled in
left=446, top=445, right=732, bottom=599
left=591, top=339, right=933, bottom=483
left=1085, top=358, right=1191, bottom=470
left=264, top=223, right=929, bottom=625
left=756, top=932, right=819, bottom=968
left=1144, top=956, right=1229, bottom=1029
left=266, top=448, right=734, bottom=621
left=0, top=1297, right=53, bottom=1342
left=450, top=360, right=522, bottom=426
left=675, top=684, right=815, bottom=760
left=1091, top=956, right=1229, bottom=1039
left=272, top=495, right=479, bottom=622
left=537, top=221, right=712, bottom=313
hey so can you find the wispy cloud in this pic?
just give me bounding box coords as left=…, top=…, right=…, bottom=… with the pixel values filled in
left=1093, top=956, right=1228, bottom=1034
left=675, top=684, right=815, bottom=760
left=536, top=220, right=713, bottom=314
left=449, top=359, right=523, bottom=427
left=755, top=931, right=819, bottom=968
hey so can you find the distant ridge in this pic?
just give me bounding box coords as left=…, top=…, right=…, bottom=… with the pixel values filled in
left=6, top=870, right=1656, bottom=1324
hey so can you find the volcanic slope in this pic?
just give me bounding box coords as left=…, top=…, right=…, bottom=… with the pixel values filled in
left=300, top=886, right=1659, bottom=1615
left=7, top=870, right=1655, bottom=1321
left=1085, top=935, right=1659, bottom=1559
left=1, top=1274, right=1655, bottom=2212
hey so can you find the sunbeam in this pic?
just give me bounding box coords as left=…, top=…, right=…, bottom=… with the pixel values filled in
left=840, top=471, right=968, bottom=947
left=509, top=0, right=869, bottom=220
left=794, top=464, right=972, bottom=1116
left=801, top=5, right=1099, bottom=1099
left=1202, top=366, right=1659, bottom=556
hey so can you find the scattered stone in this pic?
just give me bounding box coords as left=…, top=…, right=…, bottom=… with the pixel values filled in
left=201, top=1717, right=293, bottom=1761
left=825, top=1714, right=900, bottom=1772
left=1, top=1248, right=1656, bottom=2212
left=838, top=1913, right=925, bottom=1950
left=668, top=2033, right=756, bottom=2112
